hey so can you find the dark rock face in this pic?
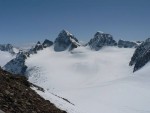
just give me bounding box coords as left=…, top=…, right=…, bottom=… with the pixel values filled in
left=34, top=41, right=43, bottom=51
left=118, top=40, right=138, bottom=48
left=3, top=52, right=28, bottom=75
left=42, top=39, right=53, bottom=48
left=29, top=40, right=53, bottom=54
left=54, top=30, right=80, bottom=52
left=129, top=38, right=150, bottom=72
left=88, top=31, right=117, bottom=51
left=0, top=44, right=15, bottom=54
left=29, top=41, right=43, bottom=54
left=0, top=68, right=66, bottom=113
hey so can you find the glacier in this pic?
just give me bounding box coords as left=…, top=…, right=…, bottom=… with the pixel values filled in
left=25, top=46, right=150, bottom=113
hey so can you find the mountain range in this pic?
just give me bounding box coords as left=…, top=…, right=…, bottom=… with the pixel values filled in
left=1, top=30, right=145, bottom=75
left=0, top=30, right=150, bottom=113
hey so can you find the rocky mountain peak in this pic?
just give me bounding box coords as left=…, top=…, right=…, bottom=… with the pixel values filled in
left=94, top=31, right=112, bottom=38
left=37, top=41, right=41, bottom=45
left=54, top=30, right=80, bottom=52
left=88, top=31, right=117, bottom=51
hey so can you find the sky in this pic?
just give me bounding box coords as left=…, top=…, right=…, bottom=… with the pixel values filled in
left=0, top=0, right=150, bottom=45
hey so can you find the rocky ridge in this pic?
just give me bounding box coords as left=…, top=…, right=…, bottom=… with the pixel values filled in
left=3, top=39, right=53, bottom=75
left=3, top=30, right=148, bottom=74
left=118, top=40, right=138, bottom=48
left=29, top=39, right=53, bottom=54
left=129, top=38, right=150, bottom=72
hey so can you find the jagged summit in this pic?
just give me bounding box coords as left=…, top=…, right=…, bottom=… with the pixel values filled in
left=88, top=31, right=117, bottom=50
left=29, top=39, right=53, bottom=54
left=54, top=30, right=80, bottom=52
left=37, top=41, right=41, bottom=45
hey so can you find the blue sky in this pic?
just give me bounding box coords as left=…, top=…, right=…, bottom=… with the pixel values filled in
left=0, top=0, right=150, bottom=45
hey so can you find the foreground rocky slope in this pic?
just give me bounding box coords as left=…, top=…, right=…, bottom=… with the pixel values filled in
left=0, top=68, right=66, bottom=113
left=130, top=38, right=150, bottom=72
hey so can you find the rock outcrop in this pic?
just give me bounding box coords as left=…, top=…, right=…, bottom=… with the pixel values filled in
left=0, top=68, right=66, bottom=113
left=29, top=39, right=53, bottom=54
left=3, top=52, right=28, bottom=75
left=129, top=38, right=150, bottom=72
left=42, top=39, right=53, bottom=48
left=54, top=30, right=80, bottom=51
left=118, top=40, right=138, bottom=48
left=88, top=31, right=117, bottom=51
left=0, top=44, right=15, bottom=54
left=29, top=41, right=43, bottom=54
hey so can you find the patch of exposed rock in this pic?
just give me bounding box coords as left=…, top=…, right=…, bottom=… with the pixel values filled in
left=0, top=68, right=66, bottom=113
left=129, top=38, right=150, bottom=72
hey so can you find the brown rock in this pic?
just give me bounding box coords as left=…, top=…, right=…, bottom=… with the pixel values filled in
left=0, top=68, right=67, bottom=113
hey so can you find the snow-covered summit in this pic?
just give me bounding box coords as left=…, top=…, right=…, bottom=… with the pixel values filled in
left=54, top=30, right=80, bottom=52
left=88, top=31, right=117, bottom=50
left=97, top=31, right=104, bottom=34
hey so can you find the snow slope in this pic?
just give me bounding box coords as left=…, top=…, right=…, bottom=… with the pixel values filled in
left=26, top=46, right=150, bottom=113
left=0, top=51, right=15, bottom=67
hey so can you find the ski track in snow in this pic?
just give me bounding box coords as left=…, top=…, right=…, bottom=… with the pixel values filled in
left=26, top=46, right=150, bottom=113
